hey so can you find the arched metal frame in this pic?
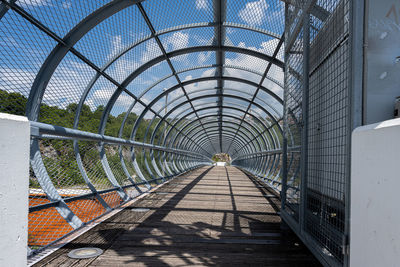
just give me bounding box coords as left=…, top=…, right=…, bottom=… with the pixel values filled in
left=0, top=0, right=313, bottom=256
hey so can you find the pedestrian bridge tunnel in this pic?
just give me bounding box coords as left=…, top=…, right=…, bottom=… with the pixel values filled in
left=0, top=0, right=354, bottom=266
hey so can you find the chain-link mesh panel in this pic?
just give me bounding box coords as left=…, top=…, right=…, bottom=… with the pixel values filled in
left=284, top=14, right=303, bottom=219
left=226, top=0, right=284, bottom=36
left=121, top=145, right=142, bottom=183
left=119, top=104, right=144, bottom=140
left=0, top=0, right=289, bottom=260
left=104, top=144, right=132, bottom=187
left=28, top=208, right=74, bottom=248
left=225, top=27, right=280, bottom=57
left=0, top=9, right=57, bottom=116
left=139, top=75, right=177, bottom=105
left=29, top=166, right=49, bottom=207
left=74, top=5, right=150, bottom=69
left=105, top=38, right=162, bottom=84
left=282, top=1, right=351, bottom=266
left=126, top=61, right=172, bottom=97
left=160, top=27, right=214, bottom=54
left=223, top=67, right=262, bottom=84
left=134, top=147, right=152, bottom=181
left=14, top=0, right=110, bottom=37
left=40, top=139, right=89, bottom=195
left=177, top=67, right=215, bottom=82
left=142, top=0, right=213, bottom=32
left=172, top=51, right=217, bottom=74
left=78, top=76, right=118, bottom=132
left=104, top=92, right=136, bottom=137
left=100, top=191, right=123, bottom=209
left=39, top=52, right=97, bottom=126
left=305, top=0, right=350, bottom=264
left=67, top=197, right=106, bottom=223
left=225, top=51, right=268, bottom=75
left=77, top=141, right=113, bottom=190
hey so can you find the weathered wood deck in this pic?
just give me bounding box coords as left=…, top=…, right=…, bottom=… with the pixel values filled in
left=33, top=166, right=321, bottom=266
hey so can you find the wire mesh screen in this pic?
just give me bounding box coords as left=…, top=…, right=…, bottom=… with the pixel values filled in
left=306, top=0, right=350, bottom=264
left=284, top=4, right=303, bottom=222
left=283, top=1, right=351, bottom=266
left=1, top=0, right=287, bottom=261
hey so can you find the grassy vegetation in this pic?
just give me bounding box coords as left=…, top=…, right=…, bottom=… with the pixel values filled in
left=0, top=90, right=167, bottom=187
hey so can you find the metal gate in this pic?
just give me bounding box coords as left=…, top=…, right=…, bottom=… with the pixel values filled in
left=281, top=0, right=363, bottom=266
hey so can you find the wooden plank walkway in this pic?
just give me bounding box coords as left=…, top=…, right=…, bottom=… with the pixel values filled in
left=33, top=166, right=321, bottom=266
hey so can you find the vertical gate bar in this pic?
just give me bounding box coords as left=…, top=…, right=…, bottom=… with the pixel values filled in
left=299, top=12, right=310, bottom=232
left=346, top=0, right=365, bottom=265
left=281, top=2, right=289, bottom=215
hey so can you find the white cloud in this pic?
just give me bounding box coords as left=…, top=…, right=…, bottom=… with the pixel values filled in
left=19, top=0, right=50, bottom=8
left=265, top=3, right=285, bottom=30
left=0, top=61, right=97, bottom=113
left=141, top=39, right=161, bottom=64
left=0, top=67, right=35, bottom=96
left=198, top=51, right=212, bottom=65
left=238, top=0, right=269, bottom=26
left=165, top=32, right=189, bottom=50
left=192, top=34, right=209, bottom=46
left=0, top=59, right=101, bottom=111
left=109, top=35, right=123, bottom=60
left=62, top=1, right=72, bottom=9
left=164, top=31, right=190, bottom=63
left=0, top=60, right=96, bottom=112
left=183, top=75, right=193, bottom=82
left=226, top=28, right=236, bottom=34
left=85, top=87, right=115, bottom=110
left=195, top=0, right=208, bottom=10
left=42, top=60, right=96, bottom=108
left=177, top=39, right=284, bottom=116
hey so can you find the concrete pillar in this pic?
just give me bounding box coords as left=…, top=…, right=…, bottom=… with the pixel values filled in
left=351, top=118, right=400, bottom=267
left=0, top=113, right=30, bottom=266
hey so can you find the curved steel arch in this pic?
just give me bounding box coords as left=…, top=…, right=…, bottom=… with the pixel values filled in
left=175, top=120, right=271, bottom=155
left=136, top=93, right=283, bottom=162
left=161, top=103, right=278, bottom=137
left=144, top=100, right=283, bottom=164
left=0, top=0, right=299, bottom=254
left=171, top=119, right=264, bottom=153
left=136, top=64, right=283, bottom=104
left=193, top=133, right=252, bottom=155
left=118, top=74, right=285, bottom=157
left=134, top=93, right=282, bottom=138
left=181, top=127, right=259, bottom=155
left=168, top=115, right=268, bottom=150
left=184, top=128, right=261, bottom=156
left=149, top=104, right=274, bottom=150
left=150, top=102, right=267, bottom=159
left=140, top=76, right=284, bottom=116
left=131, top=81, right=284, bottom=140
left=99, top=46, right=284, bottom=134
left=154, top=99, right=274, bottom=131
left=150, top=86, right=283, bottom=121
left=26, top=0, right=143, bottom=121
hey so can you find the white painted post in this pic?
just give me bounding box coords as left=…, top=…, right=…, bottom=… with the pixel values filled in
left=0, top=113, right=30, bottom=266
left=351, top=118, right=400, bottom=267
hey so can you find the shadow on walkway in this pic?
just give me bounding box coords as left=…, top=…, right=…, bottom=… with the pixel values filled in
left=34, top=166, right=321, bottom=267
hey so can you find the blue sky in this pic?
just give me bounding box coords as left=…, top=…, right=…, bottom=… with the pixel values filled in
left=0, top=0, right=285, bottom=121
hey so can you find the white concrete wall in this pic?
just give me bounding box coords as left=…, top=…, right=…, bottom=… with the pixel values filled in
left=351, top=118, right=400, bottom=267
left=216, top=162, right=226, bottom=167
left=0, top=113, right=30, bottom=267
